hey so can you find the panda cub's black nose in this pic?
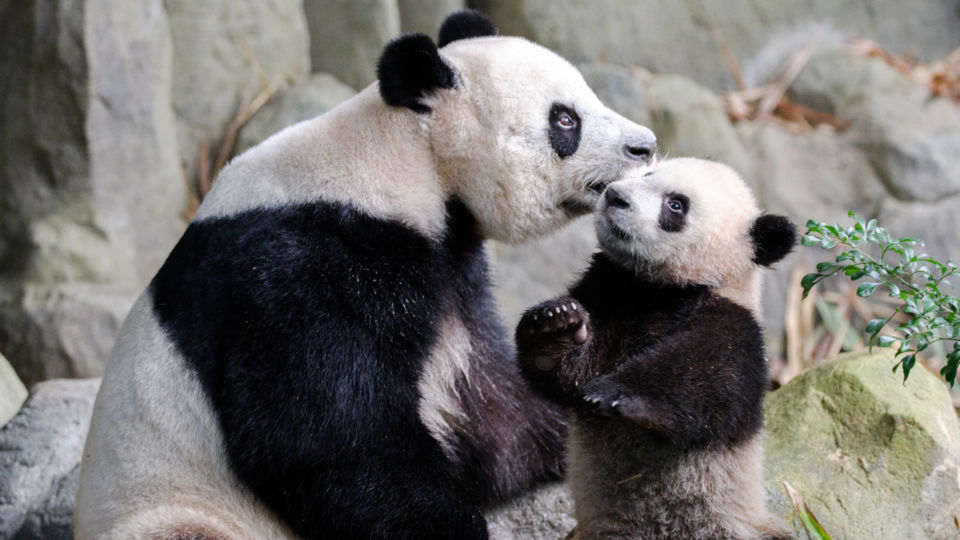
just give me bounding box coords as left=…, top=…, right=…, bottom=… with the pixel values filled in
left=604, top=186, right=630, bottom=209
left=623, top=140, right=656, bottom=162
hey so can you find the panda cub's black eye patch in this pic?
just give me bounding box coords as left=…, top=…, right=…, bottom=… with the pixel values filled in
left=659, top=193, right=689, bottom=232
left=548, top=103, right=582, bottom=158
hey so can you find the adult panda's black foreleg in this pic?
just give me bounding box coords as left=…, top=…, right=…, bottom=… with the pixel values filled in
left=437, top=211, right=570, bottom=502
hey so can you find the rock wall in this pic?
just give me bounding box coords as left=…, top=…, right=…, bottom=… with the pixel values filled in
left=471, top=0, right=960, bottom=90
left=165, top=0, right=310, bottom=181
left=0, top=0, right=185, bottom=386
left=303, top=0, right=400, bottom=90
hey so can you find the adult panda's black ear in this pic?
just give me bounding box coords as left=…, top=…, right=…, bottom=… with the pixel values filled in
left=377, top=34, right=456, bottom=113
left=437, top=9, right=498, bottom=47
left=751, top=214, right=797, bottom=267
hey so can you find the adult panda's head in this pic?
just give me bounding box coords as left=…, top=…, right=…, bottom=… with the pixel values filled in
left=377, top=10, right=658, bottom=242
left=595, top=158, right=796, bottom=302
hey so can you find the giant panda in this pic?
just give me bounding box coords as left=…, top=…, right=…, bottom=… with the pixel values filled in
left=74, top=10, right=657, bottom=540
left=515, top=158, right=796, bottom=539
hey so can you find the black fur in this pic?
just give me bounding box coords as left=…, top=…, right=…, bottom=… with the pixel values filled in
left=548, top=103, right=582, bottom=158
left=751, top=214, right=797, bottom=266
left=516, top=253, right=768, bottom=450
left=658, top=192, right=689, bottom=233
left=150, top=199, right=566, bottom=539
left=437, top=9, right=498, bottom=48
left=378, top=33, right=456, bottom=113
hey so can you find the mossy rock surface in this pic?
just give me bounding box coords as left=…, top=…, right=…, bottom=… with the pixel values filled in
left=764, top=350, right=960, bottom=539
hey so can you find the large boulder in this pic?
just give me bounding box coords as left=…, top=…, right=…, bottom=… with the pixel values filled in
left=472, top=0, right=960, bottom=90
left=303, top=0, right=400, bottom=90
left=0, top=284, right=136, bottom=385
left=0, top=378, right=100, bottom=540
left=0, top=353, right=26, bottom=427
left=764, top=350, right=960, bottom=538
left=0, top=0, right=186, bottom=386
left=164, top=0, right=311, bottom=181
left=237, top=73, right=357, bottom=153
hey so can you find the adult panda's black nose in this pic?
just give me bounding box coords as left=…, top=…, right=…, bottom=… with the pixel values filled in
left=623, top=140, right=656, bottom=162
left=604, top=186, right=630, bottom=209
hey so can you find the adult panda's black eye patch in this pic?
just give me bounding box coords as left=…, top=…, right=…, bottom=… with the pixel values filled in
left=549, top=103, right=581, bottom=158
left=658, top=193, right=689, bottom=232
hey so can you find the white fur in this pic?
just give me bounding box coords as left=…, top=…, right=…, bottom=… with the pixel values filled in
left=596, top=158, right=764, bottom=315
left=417, top=315, right=472, bottom=456
left=74, top=294, right=293, bottom=539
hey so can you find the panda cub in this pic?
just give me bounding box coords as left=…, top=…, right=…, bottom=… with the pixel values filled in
left=516, top=158, right=796, bottom=540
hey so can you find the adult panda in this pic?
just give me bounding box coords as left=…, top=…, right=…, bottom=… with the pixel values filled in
left=75, top=10, right=656, bottom=540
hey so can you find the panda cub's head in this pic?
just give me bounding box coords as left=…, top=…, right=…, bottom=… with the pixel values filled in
left=595, top=158, right=796, bottom=291
left=378, top=10, right=657, bottom=242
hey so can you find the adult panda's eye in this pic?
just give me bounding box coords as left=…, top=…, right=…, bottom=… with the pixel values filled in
left=555, top=111, right=577, bottom=130
left=549, top=104, right=582, bottom=158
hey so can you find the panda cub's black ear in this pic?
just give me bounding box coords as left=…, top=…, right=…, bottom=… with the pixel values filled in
left=377, top=34, right=456, bottom=113
left=751, top=214, right=797, bottom=267
left=438, top=9, right=498, bottom=47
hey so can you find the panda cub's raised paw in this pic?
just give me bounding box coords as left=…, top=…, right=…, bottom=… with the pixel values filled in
left=517, top=297, right=589, bottom=350
left=581, top=379, right=624, bottom=415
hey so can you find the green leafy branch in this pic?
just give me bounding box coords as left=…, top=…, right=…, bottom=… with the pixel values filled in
left=800, top=212, right=960, bottom=386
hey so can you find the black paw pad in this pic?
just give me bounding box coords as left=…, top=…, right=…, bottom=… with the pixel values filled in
left=518, top=297, right=589, bottom=345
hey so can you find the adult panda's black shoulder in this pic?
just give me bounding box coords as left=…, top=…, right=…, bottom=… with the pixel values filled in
left=75, top=10, right=658, bottom=540
left=516, top=158, right=797, bottom=540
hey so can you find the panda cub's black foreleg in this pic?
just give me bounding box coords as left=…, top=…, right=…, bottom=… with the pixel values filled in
left=516, top=296, right=595, bottom=406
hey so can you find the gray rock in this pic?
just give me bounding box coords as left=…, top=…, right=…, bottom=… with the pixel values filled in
left=164, top=0, right=311, bottom=181
left=877, top=195, right=960, bottom=267
left=304, top=0, right=400, bottom=90
left=764, top=350, right=960, bottom=539
left=489, top=217, right=597, bottom=328
left=237, top=73, right=357, bottom=153
left=0, top=378, right=101, bottom=540
left=0, top=0, right=186, bottom=385
left=578, top=63, right=652, bottom=127
left=398, top=0, right=464, bottom=35
left=0, top=283, right=136, bottom=387
left=472, top=0, right=960, bottom=90
left=0, top=0, right=185, bottom=285
left=485, top=482, right=575, bottom=540
left=790, top=47, right=960, bottom=202
left=0, top=353, right=26, bottom=428
left=644, top=74, right=753, bottom=176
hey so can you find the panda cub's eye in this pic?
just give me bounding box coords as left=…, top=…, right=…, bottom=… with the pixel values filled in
left=667, top=199, right=684, bottom=213
left=555, top=111, right=577, bottom=130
